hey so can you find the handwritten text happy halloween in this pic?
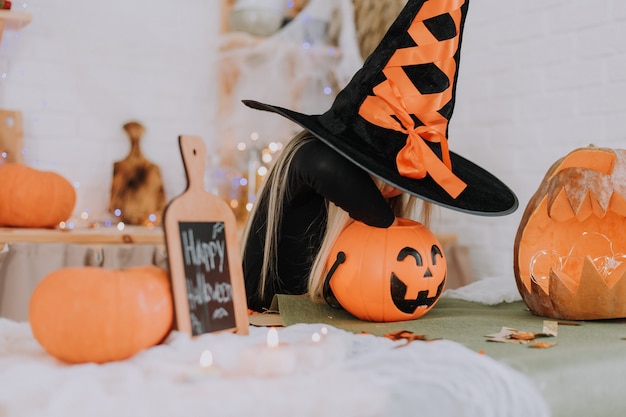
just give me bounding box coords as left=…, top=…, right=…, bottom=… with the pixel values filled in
left=179, top=221, right=236, bottom=334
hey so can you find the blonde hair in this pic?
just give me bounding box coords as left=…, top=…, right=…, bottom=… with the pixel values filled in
left=240, top=130, right=433, bottom=303
left=240, top=131, right=314, bottom=300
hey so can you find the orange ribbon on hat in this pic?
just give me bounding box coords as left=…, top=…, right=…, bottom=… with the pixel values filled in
left=358, top=0, right=467, bottom=198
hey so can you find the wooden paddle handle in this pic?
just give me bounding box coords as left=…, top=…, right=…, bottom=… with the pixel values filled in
left=179, top=135, right=207, bottom=191
left=165, top=134, right=250, bottom=336
left=0, top=110, right=23, bottom=164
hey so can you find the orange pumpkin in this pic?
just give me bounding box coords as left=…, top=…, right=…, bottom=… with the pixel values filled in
left=324, top=218, right=446, bottom=322
left=29, top=265, right=174, bottom=364
left=0, top=163, right=76, bottom=228
left=514, top=145, right=626, bottom=320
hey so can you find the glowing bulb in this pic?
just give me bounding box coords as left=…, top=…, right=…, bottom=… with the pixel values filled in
left=266, top=328, right=279, bottom=348
left=199, top=350, right=213, bottom=368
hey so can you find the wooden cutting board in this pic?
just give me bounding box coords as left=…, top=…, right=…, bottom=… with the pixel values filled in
left=108, top=121, right=166, bottom=225
left=163, top=135, right=249, bottom=336
left=0, top=109, right=23, bottom=164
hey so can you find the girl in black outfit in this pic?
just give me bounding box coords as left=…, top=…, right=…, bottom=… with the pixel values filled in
left=241, top=132, right=428, bottom=312
left=240, top=0, right=518, bottom=312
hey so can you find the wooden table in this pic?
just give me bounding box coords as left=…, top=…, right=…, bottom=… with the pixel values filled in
left=0, top=225, right=164, bottom=245
left=0, top=226, right=167, bottom=322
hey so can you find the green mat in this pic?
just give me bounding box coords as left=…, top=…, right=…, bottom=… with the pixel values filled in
left=272, top=294, right=626, bottom=417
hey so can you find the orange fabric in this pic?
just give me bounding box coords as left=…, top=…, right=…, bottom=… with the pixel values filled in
left=358, top=0, right=467, bottom=198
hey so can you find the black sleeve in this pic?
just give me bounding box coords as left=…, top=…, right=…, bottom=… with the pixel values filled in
left=287, top=139, right=395, bottom=228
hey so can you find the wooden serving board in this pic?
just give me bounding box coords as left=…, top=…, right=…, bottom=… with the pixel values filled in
left=163, top=135, right=249, bottom=336
left=109, top=121, right=166, bottom=226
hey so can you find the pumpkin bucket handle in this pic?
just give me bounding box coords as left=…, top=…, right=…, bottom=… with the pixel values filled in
left=323, top=251, right=346, bottom=310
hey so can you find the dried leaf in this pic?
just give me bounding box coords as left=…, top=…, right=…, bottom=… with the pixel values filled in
left=485, top=324, right=557, bottom=344
left=529, top=341, right=556, bottom=349
left=557, top=320, right=581, bottom=326
left=542, top=320, right=559, bottom=336
left=485, top=327, right=517, bottom=339
left=385, top=330, right=426, bottom=340
left=485, top=327, right=525, bottom=343
left=510, top=332, right=536, bottom=341
left=384, top=330, right=427, bottom=347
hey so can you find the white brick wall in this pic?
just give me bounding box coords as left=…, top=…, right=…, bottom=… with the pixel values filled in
left=0, top=0, right=220, bottom=220
left=2, top=0, right=626, bottom=283
left=440, top=0, right=626, bottom=280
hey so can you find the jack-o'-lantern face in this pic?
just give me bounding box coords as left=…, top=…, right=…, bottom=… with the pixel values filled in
left=514, top=146, right=626, bottom=320
left=324, top=218, right=446, bottom=322
left=391, top=245, right=446, bottom=314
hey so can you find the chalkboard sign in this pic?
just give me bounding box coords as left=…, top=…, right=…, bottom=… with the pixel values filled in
left=164, top=135, right=249, bottom=336
left=178, top=221, right=237, bottom=335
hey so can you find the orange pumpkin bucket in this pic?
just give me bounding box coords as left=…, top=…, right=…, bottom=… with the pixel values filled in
left=324, top=218, right=446, bottom=322
left=514, top=145, right=626, bottom=320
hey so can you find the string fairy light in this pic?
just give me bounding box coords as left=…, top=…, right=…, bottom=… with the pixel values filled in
left=530, top=231, right=626, bottom=284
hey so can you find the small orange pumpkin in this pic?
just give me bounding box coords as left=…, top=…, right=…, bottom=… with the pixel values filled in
left=514, top=145, right=626, bottom=320
left=324, top=218, right=446, bottom=322
left=29, top=265, right=174, bottom=364
left=0, top=163, right=76, bottom=228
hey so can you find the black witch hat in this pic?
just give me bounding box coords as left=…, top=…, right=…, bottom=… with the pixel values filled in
left=243, top=0, right=518, bottom=216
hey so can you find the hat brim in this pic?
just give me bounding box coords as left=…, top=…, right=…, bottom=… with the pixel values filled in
left=243, top=100, right=518, bottom=216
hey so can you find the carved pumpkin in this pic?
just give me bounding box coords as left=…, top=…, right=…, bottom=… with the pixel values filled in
left=324, top=218, right=446, bottom=322
left=0, top=163, right=76, bottom=228
left=514, top=145, right=626, bottom=320
left=29, top=265, right=174, bottom=364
